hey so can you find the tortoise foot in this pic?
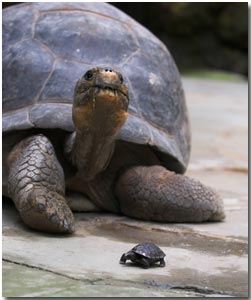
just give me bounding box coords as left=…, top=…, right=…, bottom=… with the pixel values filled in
left=159, top=258, right=165, bottom=267
left=20, top=187, right=75, bottom=234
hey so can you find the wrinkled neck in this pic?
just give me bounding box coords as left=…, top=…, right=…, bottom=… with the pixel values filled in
left=67, top=129, right=115, bottom=180
left=69, top=88, right=128, bottom=179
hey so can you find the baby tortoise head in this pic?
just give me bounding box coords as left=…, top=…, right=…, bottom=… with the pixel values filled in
left=73, top=67, right=129, bottom=134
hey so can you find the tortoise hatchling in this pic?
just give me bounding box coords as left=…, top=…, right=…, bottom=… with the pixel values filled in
left=120, top=242, right=166, bottom=269
left=3, top=3, right=225, bottom=234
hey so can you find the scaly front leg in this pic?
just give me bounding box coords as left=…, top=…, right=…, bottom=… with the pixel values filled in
left=8, top=134, right=74, bottom=233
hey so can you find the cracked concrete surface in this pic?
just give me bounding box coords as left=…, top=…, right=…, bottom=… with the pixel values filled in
left=4, top=261, right=214, bottom=298
left=2, top=77, right=248, bottom=297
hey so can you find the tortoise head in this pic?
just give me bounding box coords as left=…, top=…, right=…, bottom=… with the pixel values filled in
left=73, top=67, right=129, bottom=136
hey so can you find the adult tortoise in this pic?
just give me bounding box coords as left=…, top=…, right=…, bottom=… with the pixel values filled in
left=3, top=3, right=225, bottom=233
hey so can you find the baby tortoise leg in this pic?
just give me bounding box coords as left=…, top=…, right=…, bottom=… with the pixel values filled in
left=7, top=134, right=74, bottom=233
left=115, top=166, right=225, bottom=223
left=120, top=252, right=150, bottom=268
left=138, top=257, right=150, bottom=269
left=159, top=258, right=165, bottom=267
left=119, top=253, right=128, bottom=264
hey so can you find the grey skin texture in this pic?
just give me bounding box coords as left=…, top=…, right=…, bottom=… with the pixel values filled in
left=120, top=242, right=166, bottom=269
left=3, top=3, right=225, bottom=234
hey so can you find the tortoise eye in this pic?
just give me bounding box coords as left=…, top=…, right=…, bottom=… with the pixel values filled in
left=84, top=70, right=93, bottom=80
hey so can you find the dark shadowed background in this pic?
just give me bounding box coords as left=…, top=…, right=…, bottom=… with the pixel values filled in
left=112, top=2, right=248, bottom=77
left=3, top=2, right=248, bottom=77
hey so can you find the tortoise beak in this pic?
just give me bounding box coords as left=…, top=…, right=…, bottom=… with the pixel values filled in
left=74, top=67, right=129, bottom=111
left=94, top=68, right=129, bottom=99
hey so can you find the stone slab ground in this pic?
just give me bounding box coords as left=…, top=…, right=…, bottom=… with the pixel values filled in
left=2, top=77, right=248, bottom=297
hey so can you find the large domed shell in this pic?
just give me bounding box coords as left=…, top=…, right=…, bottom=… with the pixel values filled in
left=3, top=2, right=191, bottom=174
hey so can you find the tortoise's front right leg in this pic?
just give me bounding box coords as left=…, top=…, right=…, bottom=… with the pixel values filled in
left=7, top=134, right=74, bottom=233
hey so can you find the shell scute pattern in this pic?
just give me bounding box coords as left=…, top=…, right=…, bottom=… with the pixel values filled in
left=132, top=242, right=166, bottom=259
left=3, top=2, right=191, bottom=174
